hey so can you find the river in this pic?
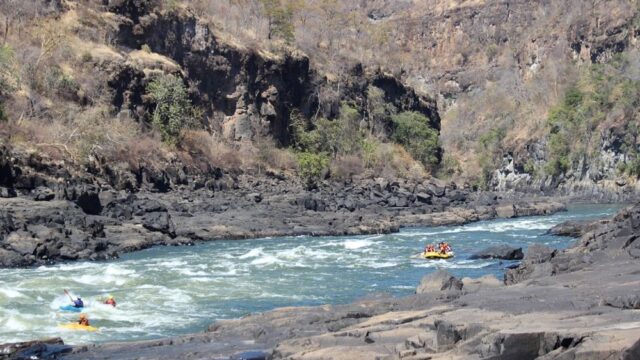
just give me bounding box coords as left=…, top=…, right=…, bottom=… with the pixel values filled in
left=0, top=204, right=620, bottom=345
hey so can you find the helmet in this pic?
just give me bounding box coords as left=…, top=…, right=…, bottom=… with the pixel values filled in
left=108, top=295, right=114, bottom=300
left=79, top=314, right=87, bottom=319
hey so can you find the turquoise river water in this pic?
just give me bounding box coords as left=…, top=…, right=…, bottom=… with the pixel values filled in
left=0, top=204, right=621, bottom=344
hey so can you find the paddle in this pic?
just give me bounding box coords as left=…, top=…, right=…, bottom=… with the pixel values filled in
left=63, top=289, right=75, bottom=303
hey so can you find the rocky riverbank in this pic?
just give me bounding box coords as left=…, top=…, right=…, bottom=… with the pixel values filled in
left=0, top=168, right=565, bottom=268
left=28, top=203, right=635, bottom=360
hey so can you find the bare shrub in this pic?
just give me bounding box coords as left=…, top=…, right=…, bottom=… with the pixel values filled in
left=181, top=130, right=243, bottom=171
left=330, top=154, right=364, bottom=180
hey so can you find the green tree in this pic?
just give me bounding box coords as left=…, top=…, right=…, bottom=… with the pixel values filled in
left=390, top=111, right=441, bottom=170
left=290, top=103, right=362, bottom=158
left=296, top=151, right=329, bottom=189
left=260, top=0, right=295, bottom=43
left=147, top=74, right=195, bottom=145
left=0, top=45, right=17, bottom=96
left=476, top=127, right=506, bottom=188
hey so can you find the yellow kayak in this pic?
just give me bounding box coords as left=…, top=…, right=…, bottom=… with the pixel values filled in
left=58, top=323, right=98, bottom=332
left=422, top=251, right=454, bottom=259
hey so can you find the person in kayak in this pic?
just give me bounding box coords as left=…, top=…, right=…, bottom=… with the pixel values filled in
left=104, top=295, right=116, bottom=307
left=444, top=242, right=452, bottom=253
left=64, top=289, right=84, bottom=308
left=78, top=314, right=90, bottom=326
left=425, top=244, right=435, bottom=253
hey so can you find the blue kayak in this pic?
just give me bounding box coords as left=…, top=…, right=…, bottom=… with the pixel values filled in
left=59, top=305, right=83, bottom=313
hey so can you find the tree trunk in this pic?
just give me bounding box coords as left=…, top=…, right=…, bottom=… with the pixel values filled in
left=3, top=16, right=9, bottom=45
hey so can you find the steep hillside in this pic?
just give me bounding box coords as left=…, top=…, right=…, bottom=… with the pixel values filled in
left=0, top=0, right=440, bottom=194
left=166, top=0, right=640, bottom=198
left=2, top=0, right=640, bottom=199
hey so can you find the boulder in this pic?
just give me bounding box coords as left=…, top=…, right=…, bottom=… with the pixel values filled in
left=299, top=197, right=326, bottom=212
left=32, top=186, right=55, bottom=201
left=523, top=244, right=557, bottom=264
left=0, top=337, right=71, bottom=360
left=0, top=247, right=33, bottom=267
left=495, top=204, right=516, bottom=218
left=5, top=231, right=40, bottom=256
left=0, top=212, right=16, bottom=236
left=546, top=219, right=605, bottom=238
left=141, top=212, right=176, bottom=237
left=247, top=193, right=262, bottom=203
left=469, top=245, right=523, bottom=260
left=0, top=186, right=17, bottom=198
left=415, top=192, right=431, bottom=204
left=416, top=270, right=463, bottom=294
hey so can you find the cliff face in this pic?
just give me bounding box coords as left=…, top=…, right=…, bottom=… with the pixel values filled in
left=377, top=0, right=640, bottom=197
left=105, top=0, right=439, bottom=147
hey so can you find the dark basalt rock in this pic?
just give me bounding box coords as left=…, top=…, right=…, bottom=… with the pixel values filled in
left=546, top=219, right=606, bottom=238
left=141, top=211, right=176, bottom=237
left=0, top=337, right=70, bottom=360
left=32, top=186, right=55, bottom=201
left=0, top=187, right=16, bottom=198
left=229, top=350, right=272, bottom=360
left=469, top=245, right=524, bottom=260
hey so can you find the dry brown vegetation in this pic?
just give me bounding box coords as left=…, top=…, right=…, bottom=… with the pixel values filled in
left=3, top=0, right=637, bottom=185
left=0, top=0, right=435, bottom=182
left=180, top=0, right=640, bottom=184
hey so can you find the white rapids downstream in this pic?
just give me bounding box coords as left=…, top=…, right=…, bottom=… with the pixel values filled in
left=0, top=204, right=619, bottom=344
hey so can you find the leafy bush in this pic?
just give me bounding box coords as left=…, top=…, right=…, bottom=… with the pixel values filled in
left=542, top=54, right=640, bottom=179
left=0, top=102, right=6, bottom=122
left=147, top=74, right=196, bottom=145
left=624, top=158, right=640, bottom=177
left=290, top=105, right=435, bottom=180
left=390, top=111, right=441, bottom=171
left=0, top=45, right=18, bottom=96
left=291, top=103, right=362, bottom=157
left=437, top=155, right=462, bottom=179
left=43, top=66, right=80, bottom=100
left=260, top=0, right=295, bottom=43
left=523, top=159, right=537, bottom=176
left=474, top=127, right=506, bottom=189
left=296, top=151, right=329, bottom=188
left=360, top=138, right=378, bottom=169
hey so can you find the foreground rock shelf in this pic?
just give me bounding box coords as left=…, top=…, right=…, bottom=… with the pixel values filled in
left=51, top=204, right=640, bottom=359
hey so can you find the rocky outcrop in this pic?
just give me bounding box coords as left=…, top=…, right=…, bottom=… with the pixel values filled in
left=107, top=1, right=439, bottom=147
left=63, top=214, right=640, bottom=359
left=546, top=218, right=609, bottom=238
left=0, top=175, right=566, bottom=267
left=0, top=139, right=568, bottom=268
left=60, top=203, right=640, bottom=359
left=469, top=245, right=523, bottom=260
left=0, top=338, right=70, bottom=360
left=507, top=203, right=640, bottom=285
left=416, top=269, right=463, bottom=294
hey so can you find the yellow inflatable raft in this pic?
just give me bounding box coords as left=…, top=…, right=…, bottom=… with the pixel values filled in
left=58, top=323, right=98, bottom=332
left=422, top=251, right=454, bottom=259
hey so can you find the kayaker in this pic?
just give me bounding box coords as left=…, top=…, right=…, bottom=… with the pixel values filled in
left=64, top=289, right=84, bottom=308
left=78, top=314, right=90, bottom=326
left=444, top=242, right=452, bottom=253
left=104, top=295, right=116, bottom=307
left=425, top=244, right=435, bottom=253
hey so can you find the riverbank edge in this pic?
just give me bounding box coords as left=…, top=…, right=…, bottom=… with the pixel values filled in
left=0, top=191, right=566, bottom=269
left=59, top=202, right=640, bottom=360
